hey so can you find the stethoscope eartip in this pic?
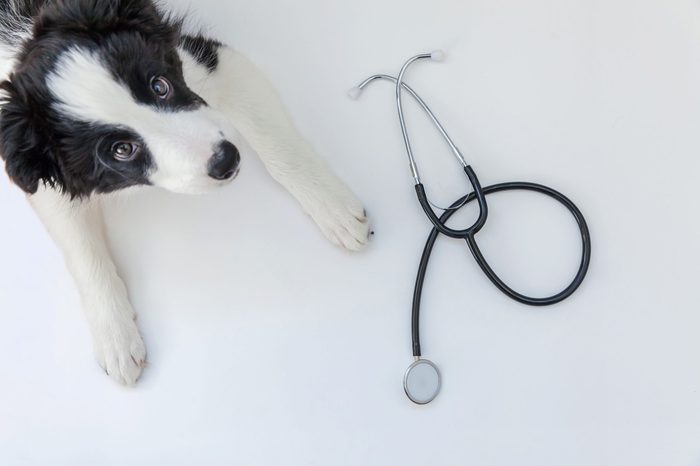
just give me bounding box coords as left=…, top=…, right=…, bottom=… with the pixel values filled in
left=430, top=50, right=446, bottom=62
left=347, top=86, right=363, bottom=101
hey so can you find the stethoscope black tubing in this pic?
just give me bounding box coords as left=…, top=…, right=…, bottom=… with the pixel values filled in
left=415, top=166, right=490, bottom=238
left=411, top=181, right=592, bottom=358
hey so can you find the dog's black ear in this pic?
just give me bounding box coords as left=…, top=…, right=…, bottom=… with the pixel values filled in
left=0, top=79, right=60, bottom=194
left=37, top=0, right=181, bottom=41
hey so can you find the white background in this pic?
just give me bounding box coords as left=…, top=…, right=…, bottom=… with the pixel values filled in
left=1, top=0, right=700, bottom=464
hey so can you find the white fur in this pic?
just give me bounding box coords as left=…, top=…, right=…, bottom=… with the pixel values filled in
left=5, top=42, right=370, bottom=385
left=192, top=47, right=370, bottom=251
left=30, top=188, right=146, bottom=385
left=0, top=3, right=31, bottom=81
left=0, top=40, right=22, bottom=83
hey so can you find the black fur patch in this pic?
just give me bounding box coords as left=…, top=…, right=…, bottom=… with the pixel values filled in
left=179, top=34, right=222, bottom=73
left=0, top=0, right=210, bottom=197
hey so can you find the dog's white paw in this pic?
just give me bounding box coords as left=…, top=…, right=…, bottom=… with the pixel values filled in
left=302, top=183, right=371, bottom=252
left=92, top=317, right=147, bottom=386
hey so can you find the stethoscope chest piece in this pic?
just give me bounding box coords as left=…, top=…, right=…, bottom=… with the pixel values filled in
left=404, top=359, right=441, bottom=405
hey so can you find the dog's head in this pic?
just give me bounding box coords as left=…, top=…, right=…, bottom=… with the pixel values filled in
left=0, top=0, right=242, bottom=197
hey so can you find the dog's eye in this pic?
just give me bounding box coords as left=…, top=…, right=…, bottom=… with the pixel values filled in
left=111, top=141, right=141, bottom=162
left=150, top=76, right=172, bottom=100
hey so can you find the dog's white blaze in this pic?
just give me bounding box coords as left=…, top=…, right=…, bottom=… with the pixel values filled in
left=47, top=47, right=237, bottom=193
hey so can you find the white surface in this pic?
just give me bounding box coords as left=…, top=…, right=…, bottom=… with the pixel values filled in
left=2, top=0, right=700, bottom=464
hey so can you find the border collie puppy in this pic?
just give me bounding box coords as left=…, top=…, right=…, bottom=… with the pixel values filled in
left=0, top=0, right=370, bottom=385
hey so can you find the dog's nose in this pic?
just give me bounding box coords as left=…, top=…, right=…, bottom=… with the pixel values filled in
left=208, top=141, right=241, bottom=180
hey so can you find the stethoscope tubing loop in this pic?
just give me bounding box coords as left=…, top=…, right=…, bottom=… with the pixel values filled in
left=411, top=181, right=592, bottom=357
left=463, top=183, right=591, bottom=307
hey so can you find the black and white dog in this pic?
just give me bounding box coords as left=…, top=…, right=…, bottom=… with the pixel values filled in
left=0, top=0, right=370, bottom=385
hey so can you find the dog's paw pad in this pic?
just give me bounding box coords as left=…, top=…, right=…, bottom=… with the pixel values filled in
left=94, top=319, right=147, bottom=386
left=314, top=196, right=371, bottom=252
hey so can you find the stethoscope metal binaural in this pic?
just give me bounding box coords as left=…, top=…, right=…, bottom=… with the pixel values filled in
left=350, top=51, right=592, bottom=405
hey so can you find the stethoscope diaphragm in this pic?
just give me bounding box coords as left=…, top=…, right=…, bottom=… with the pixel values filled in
left=404, top=359, right=441, bottom=405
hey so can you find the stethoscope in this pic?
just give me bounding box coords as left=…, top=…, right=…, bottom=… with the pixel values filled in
left=350, top=51, right=592, bottom=405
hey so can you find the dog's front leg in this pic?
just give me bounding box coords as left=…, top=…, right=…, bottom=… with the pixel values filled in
left=30, top=187, right=145, bottom=385
left=201, top=48, right=371, bottom=251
